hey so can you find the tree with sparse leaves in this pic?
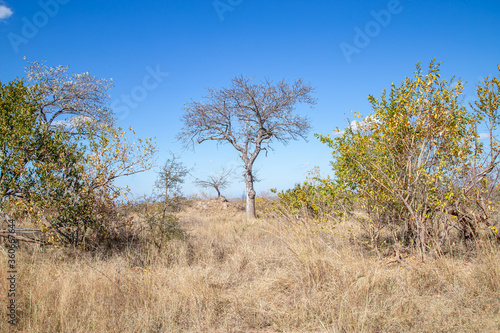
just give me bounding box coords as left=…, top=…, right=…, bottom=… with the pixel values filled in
left=44, top=125, right=156, bottom=247
left=178, top=76, right=316, bottom=219
left=155, top=153, right=189, bottom=202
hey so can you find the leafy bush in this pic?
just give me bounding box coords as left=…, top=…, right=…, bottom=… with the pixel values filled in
left=317, top=61, right=500, bottom=257
left=270, top=171, right=350, bottom=223
left=1, top=67, right=155, bottom=250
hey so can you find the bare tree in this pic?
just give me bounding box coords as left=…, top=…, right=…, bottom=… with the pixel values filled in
left=194, top=167, right=234, bottom=198
left=178, top=76, right=316, bottom=219
left=25, top=60, right=114, bottom=132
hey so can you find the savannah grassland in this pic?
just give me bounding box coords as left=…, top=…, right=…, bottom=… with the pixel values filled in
left=1, top=197, right=500, bottom=333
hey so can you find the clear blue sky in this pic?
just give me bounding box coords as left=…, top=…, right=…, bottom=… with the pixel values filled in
left=1, top=0, right=499, bottom=199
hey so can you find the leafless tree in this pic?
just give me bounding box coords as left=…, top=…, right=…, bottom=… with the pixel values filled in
left=194, top=167, right=234, bottom=198
left=25, top=60, right=114, bottom=132
left=178, top=76, right=316, bottom=219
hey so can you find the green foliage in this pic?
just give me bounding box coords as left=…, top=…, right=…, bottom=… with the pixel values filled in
left=318, top=61, right=500, bottom=256
left=272, top=168, right=350, bottom=222
left=0, top=74, right=156, bottom=249
left=276, top=181, right=333, bottom=219
left=0, top=79, right=77, bottom=203
left=42, top=125, right=156, bottom=248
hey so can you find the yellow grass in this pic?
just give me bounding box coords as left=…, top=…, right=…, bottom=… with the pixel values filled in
left=1, top=199, right=500, bottom=332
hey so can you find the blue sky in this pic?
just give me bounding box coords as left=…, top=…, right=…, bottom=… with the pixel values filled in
left=1, top=0, right=499, bottom=199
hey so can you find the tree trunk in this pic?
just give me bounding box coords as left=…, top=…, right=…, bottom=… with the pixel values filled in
left=460, top=216, right=478, bottom=250
left=244, top=168, right=256, bottom=219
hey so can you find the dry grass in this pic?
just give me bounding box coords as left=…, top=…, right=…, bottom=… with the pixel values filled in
left=1, top=199, right=500, bottom=332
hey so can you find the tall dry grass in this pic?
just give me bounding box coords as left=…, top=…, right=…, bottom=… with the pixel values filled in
left=1, top=199, right=499, bottom=332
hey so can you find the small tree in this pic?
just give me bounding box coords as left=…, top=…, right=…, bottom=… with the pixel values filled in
left=178, top=76, right=316, bottom=219
left=155, top=153, right=189, bottom=202
left=194, top=166, right=234, bottom=198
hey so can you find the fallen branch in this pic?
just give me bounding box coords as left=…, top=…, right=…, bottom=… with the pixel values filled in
left=0, top=228, right=48, bottom=245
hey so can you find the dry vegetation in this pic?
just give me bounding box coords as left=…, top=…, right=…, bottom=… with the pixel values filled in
left=1, top=198, right=500, bottom=332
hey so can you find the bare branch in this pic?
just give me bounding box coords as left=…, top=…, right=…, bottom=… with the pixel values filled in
left=193, top=166, right=235, bottom=197
left=25, top=60, right=114, bottom=132
left=178, top=75, right=315, bottom=156
left=178, top=75, right=316, bottom=218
